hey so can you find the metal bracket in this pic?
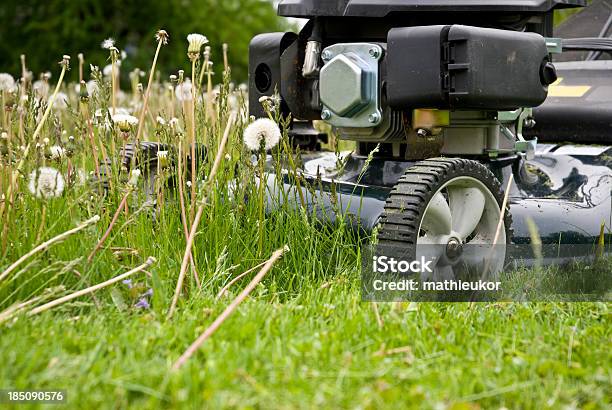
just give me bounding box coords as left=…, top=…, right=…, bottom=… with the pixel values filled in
left=545, top=37, right=563, bottom=54
left=498, top=108, right=537, bottom=160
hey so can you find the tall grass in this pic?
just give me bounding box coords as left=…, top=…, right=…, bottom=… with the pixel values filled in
left=0, top=32, right=362, bottom=317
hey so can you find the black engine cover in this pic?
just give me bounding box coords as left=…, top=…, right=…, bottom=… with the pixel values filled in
left=386, top=25, right=552, bottom=111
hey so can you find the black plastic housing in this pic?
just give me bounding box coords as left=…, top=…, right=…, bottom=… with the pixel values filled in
left=248, top=32, right=297, bottom=119
left=278, top=0, right=585, bottom=17
left=386, top=25, right=551, bottom=110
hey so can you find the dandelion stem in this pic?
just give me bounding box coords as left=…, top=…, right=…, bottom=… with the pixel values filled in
left=216, top=260, right=268, bottom=299
left=78, top=53, right=84, bottom=83
left=1, top=91, right=5, bottom=130
left=135, top=37, right=164, bottom=147
left=189, top=59, right=197, bottom=222
left=28, top=257, right=156, bottom=316
left=222, top=43, right=229, bottom=74
left=0, top=215, right=100, bottom=283
left=111, top=55, right=117, bottom=115
left=177, top=140, right=200, bottom=286
left=171, top=246, right=288, bottom=371
left=198, top=52, right=209, bottom=89
left=168, top=113, right=235, bottom=319
left=258, top=153, right=265, bottom=254
left=281, top=138, right=306, bottom=208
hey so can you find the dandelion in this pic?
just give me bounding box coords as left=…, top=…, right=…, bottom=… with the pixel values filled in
left=103, top=61, right=121, bottom=77
left=0, top=73, right=16, bottom=92
left=76, top=168, right=88, bottom=186
left=128, top=169, right=141, bottom=187
left=155, top=29, right=169, bottom=45
left=28, top=167, right=65, bottom=199
left=156, top=115, right=166, bottom=126
left=59, top=55, right=70, bottom=68
left=175, top=79, right=193, bottom=102
left=157, top=150, right=169, bottom=169
left=53, top=92, right=69, bottom=110
left=243, top=118, right=282, bottom=151
left=186, top=33, right=208, bottom=60
left=259, top=95, right=280, bottom=114
left=32, top=80, right=49, bottom=99
left=49, top=145, right=66, bottom=160
left=75, top=80, right=98, bottom=96
left=169, top=117, right=181, bottom=132
left=101, top=38, right=115, bottom=50
left=112, top=113, right=138, bottom=132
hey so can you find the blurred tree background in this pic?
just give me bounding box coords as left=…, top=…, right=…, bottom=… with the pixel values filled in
left=0, top=0, right=287, bottom=83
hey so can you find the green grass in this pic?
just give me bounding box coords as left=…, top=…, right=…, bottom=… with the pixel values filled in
left=0, top=33, right=610, bottom=409
left=2, top=294, right=610, bottom=408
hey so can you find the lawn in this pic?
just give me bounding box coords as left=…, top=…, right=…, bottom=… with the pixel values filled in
left=0, top=31, right=610, bottom=409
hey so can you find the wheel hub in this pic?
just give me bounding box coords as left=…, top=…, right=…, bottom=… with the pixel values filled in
left=445, top=237, right=463, bottom=260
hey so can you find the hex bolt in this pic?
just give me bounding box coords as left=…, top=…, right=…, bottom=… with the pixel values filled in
left=369, top=47, right=381, bottom=59
left=416, top=128, right=429, bottom=138
left=523, top=118, right=536, bottom=129
left=321, top=50, right=332, bottom=62
left=368, top=113, right=380, bottom=124
left=321, top=109, right=332, bottom=120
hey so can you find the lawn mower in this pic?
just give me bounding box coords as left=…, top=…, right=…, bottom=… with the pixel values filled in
left=245, top=0, right=612, bottom=278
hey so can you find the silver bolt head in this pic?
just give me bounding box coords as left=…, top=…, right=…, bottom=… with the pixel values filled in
left=368, top=113, right=380, bottom=124
left=321, top=109, right=332, bottom=120
left=416, top=128, right=429, bottom=138
left=321, top=50, right=332, bottom=61
left=369, top=47, right=381, bottom=59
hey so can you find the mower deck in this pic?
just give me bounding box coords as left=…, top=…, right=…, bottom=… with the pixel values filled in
left=263, top=143, right=612, bottom=249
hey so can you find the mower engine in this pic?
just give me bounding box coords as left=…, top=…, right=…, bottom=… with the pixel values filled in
left=249, top=0, right=583, bottom=158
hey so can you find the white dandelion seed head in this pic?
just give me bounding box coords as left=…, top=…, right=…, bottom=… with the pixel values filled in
left=75, top=80, right=98, bottom=96
left=175, top=80, right=193, bottom=102
left=49, top=145, right=66, bottom=160
left=28, top=167, right=65, bottom=199
left=53, top=92, right=69, bottom=110
left=33, top=80, right=49, bottom=98
left=187, top=33, right=208, bottom=55
left=243, top=118, right=282, bottom=151
left=128, top=169, right=141, bottom=187
left=94, top=108, right=129, bottom=129
left=0, top=73, right=16, bottom=92
left=103, top=61, right=121, bottom=77
left=168, top=117, right=182, bottom=132
left=101, top=38, right=115, bottom=50
left=112, top=113, right=138, bottom=132
left=76, top=168, right=88, bottom=186
left=156, top=116, right=166, bottom=126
